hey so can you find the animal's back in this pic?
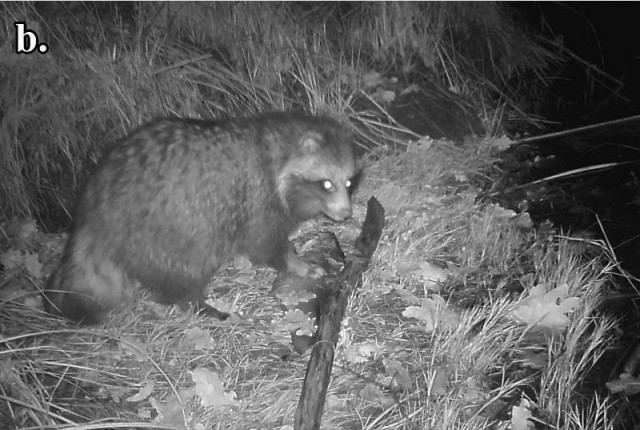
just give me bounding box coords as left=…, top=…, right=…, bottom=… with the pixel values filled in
left=45, top=113, right=358, bottom=323
left=78, top=119, right=271, bottom=292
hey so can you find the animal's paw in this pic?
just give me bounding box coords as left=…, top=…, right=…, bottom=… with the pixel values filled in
left=290, top=331, right=316, bottom=354
left=233, top=254, right=253, bottom=272
left=307, top=264, right=327, bottom=280
left=286, top=254, right=326, bottom=279
left=196, top=303, right=231, bottom=320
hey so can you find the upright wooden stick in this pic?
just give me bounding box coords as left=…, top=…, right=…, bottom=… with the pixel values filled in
left=294, top=197, right=385, bottom=430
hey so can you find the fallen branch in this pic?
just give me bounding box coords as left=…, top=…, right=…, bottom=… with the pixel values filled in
left=294, top=197, right=385, bottom=430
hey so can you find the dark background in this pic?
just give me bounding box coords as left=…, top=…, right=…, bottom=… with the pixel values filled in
left=513, top=2, right=640, bottom=125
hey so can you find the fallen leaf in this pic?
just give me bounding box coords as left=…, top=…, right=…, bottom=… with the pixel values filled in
left=514, top=212, right=533, bottom=230
left=0, top=250, right=23, bottom=270
left=520, top=350, right=548, bottom=369
left=384, top=359, right=412, bottom=391
left=430, top=366, right=449, bottom=396
left=487, top=204, right=517, bottom=219
left=403, top=295, right=458, bottom=332
left=24, top=295, right=42, bottom=309
left=511, top=398, right=535, bottom=430
left=400, top=84, right=420, bottom=95
left=23, top=252, right=42, bottom=278
left=274, top=289, right=317, bottom=307
left=100, top=385, right=128, bottom=403
left=151, top=389, right=193, bottom=427
left=343, top=340, right=383, bottom=364
left=137, top=407, right=152, bottom=420
left=205, top=298, right=238, bottom=316
left=418, top=262, right=449, bottom=290
left=357, top=341, right=383, bottom=360
left=460, top=379, right=487, bottom=403
left=607, top=373, right=640, bottom=395
left=325, top=394, right=346, bottom=410
left=127, top=380, right=155, bottom=402
left=394, top=286, right=421, bottom=305
left=452, top=171, right=468, bottom=182
left=184, top=327, right=216, bottom=351
left=118, top=338, right=148, bottom=362
left=0, top=278, right=31, bottom=301
left=488, top=135, right=515, bottom=152
left=190, top=368, right=237, bottom=407
left=362, top=70, right=382, bottom=88
left=373, top=88, right=396, bottom=104
left=275, top=309, right=316, bottom=337
left=359, top=383, right=394, bottom=408
left=509, top=284, right=580, bottom=332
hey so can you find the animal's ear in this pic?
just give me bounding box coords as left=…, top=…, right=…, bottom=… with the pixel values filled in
left=299, top=132, right=323, bottom=153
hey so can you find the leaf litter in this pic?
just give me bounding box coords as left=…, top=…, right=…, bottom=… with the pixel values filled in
left=0, top=135, right=624, bottom=429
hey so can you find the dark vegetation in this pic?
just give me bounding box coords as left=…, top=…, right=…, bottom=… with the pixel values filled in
left=0, top=2, right=558, bottom=230
left=1, top=2, right=636, bottom=429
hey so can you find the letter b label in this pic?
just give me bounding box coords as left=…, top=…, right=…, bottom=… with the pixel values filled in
left=14, top=22, right=49, bottom=54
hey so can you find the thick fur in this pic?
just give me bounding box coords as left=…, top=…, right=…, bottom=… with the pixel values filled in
left=44, top=112, right=358, bottom=324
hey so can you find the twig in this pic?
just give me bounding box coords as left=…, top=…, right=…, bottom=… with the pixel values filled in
left=514, top=114, right=640, bottom=145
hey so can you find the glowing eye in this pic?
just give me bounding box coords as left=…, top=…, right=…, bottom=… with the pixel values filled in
left=322, top=180, right=334, bottom=191
left=346, top=179, right=352, bottom=189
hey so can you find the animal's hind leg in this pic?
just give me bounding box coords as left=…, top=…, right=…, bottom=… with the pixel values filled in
left=45, top=238, right=132, bottom=324
left=137, top=269, right=231, bottom=321
left=161, top=279, right=231, bottom=320
left=193, top=301, right=231, bottom=320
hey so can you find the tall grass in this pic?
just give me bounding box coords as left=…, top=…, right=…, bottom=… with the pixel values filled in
left=0, top=2, right=558, bottom=227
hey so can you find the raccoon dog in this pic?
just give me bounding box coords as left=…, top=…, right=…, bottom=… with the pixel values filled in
left=45, top=112, right=360, bottom=324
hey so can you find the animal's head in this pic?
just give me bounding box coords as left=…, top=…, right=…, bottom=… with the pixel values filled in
left=278, top=117, right=361, bottom=222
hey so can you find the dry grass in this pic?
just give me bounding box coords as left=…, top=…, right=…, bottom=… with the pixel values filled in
left=2, top=138, right=623, bottom=429
left=0, top=2, right=560, bottom=225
